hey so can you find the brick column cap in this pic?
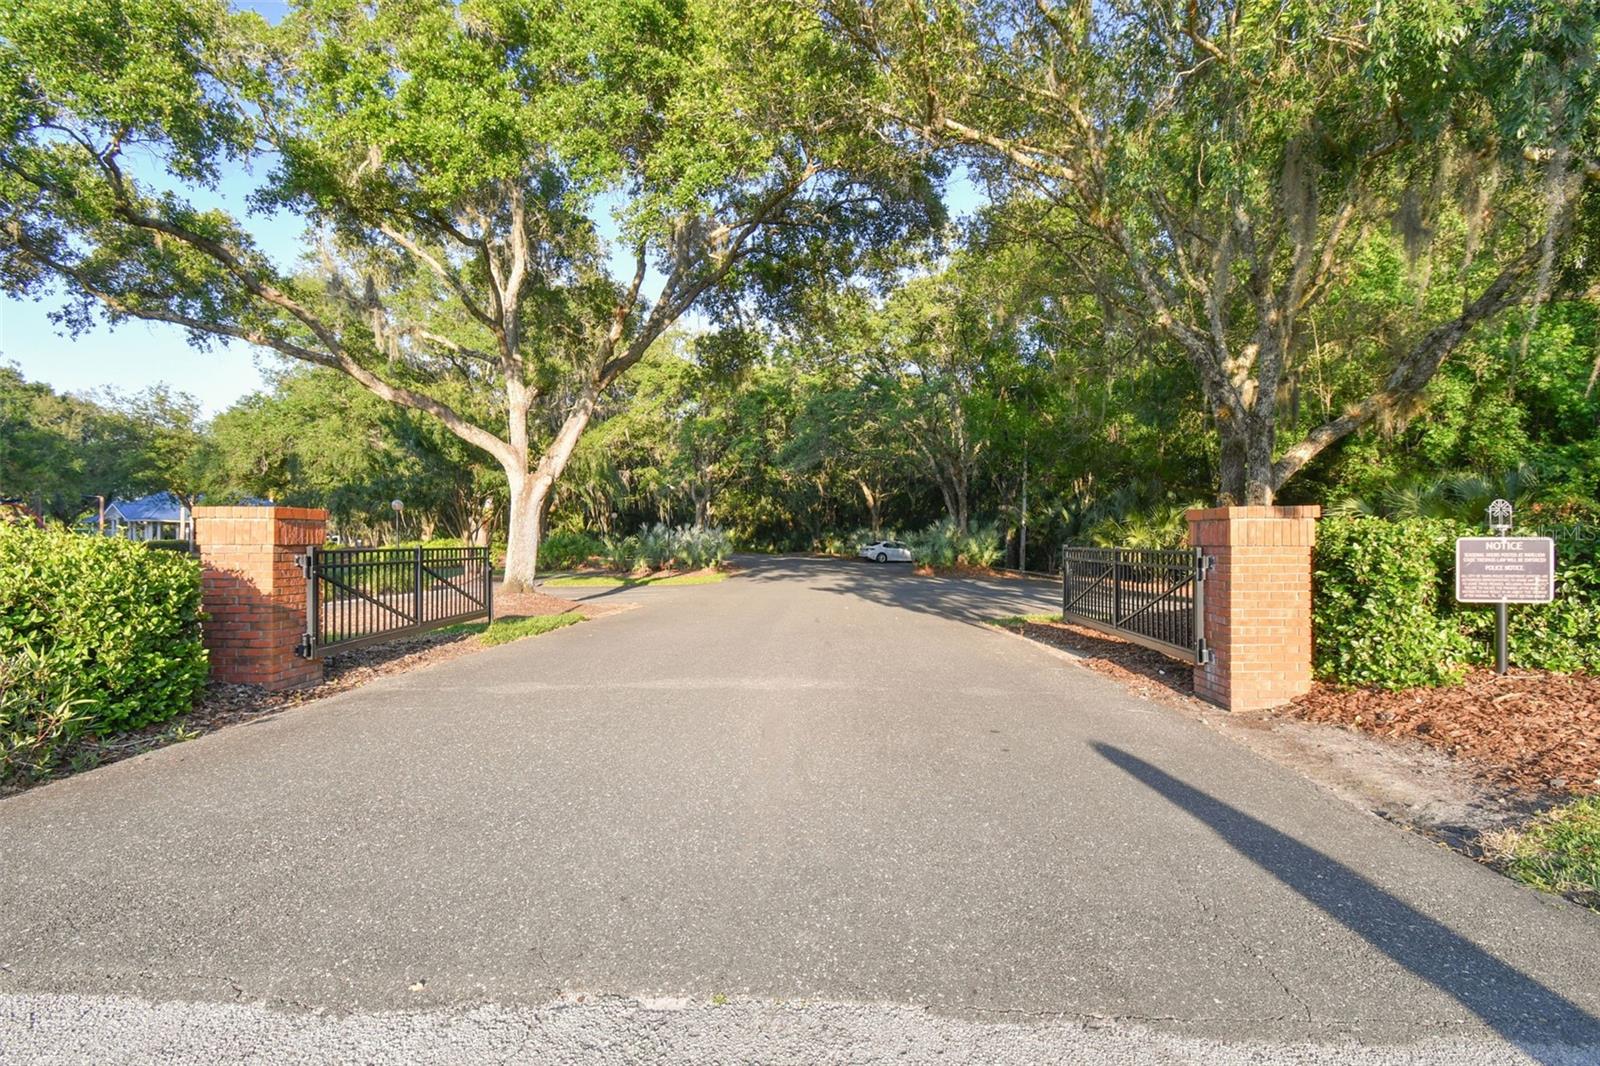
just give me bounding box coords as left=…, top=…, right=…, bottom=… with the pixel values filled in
left=193, top=504, right=329, bottom=521
left=1185, top=504, right=1322, bottom=523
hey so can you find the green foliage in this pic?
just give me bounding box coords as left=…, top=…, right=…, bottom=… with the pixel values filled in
left=818, top=527, right=883, bottom=557
left=539, top=531, right=603, bottom=571
left=1486, top=796, right=1600, bottom=912
left=0, top=365, right=205, bottom=523
left=1314, top=517, right=1600, bottom=687
left=0, top=0, right=939, bottom=587
left=1458, top=528, right=1600, bottom=675
left=0, top=645, right=92, bottom=782
left=594, top=524, right=731, bottom=573
left=1082, top=502, right=1200, bottom=551
left=200, top=369, right=499, bottom=544
left=1313, top=517, right=1475, bottom=688
left=905, top=519, right=1002, bottom=568
left=0, top=524, right=208, bottom=736
left=442, top=612, right=584, bottom=646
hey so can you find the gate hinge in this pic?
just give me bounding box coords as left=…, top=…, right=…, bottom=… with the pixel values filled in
left=1195, top=554, right=1215, bottom=581
left=1195, top=639, right=1213, bottom=666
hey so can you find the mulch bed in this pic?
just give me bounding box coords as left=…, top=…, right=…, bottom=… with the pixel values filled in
left=1286, top=671, right=1600, bottom=797
left=1003, top=620, right=1599, bottom=800
left=2, top=584, right=606, bottom=797
left=1001, top=619, right=1196, bottom=704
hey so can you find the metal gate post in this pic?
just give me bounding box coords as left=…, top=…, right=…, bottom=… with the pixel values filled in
left=1192, top=548, right=1212, bottom=665
left=298, top=545, right=319, bottom=659
left=485, top=548, right=494, bottom=626
left=1061, top=545, right=1070, bottom=617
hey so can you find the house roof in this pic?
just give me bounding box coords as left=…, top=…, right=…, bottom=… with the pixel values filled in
left=78, top=494, right=277, bottom=528
left=105, top=492, right=187, bottom=523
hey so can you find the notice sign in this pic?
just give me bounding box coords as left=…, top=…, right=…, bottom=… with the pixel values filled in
left=1455, top=537, right=1556, bottom=603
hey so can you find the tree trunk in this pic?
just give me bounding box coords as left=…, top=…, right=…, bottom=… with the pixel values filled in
left=1217, top=411, right=1277, bottom=506
left=503, top=472, right=545, bottom=592
left=952, top=468, right=970, bottom=532
left=500, top=392, right=597, bottom=590
left=1243, top=414, right=1276, bottom=505
left=859, top=480, right=882, bottom=534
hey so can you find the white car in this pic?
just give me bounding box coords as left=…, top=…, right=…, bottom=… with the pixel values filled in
left=859, top=539, right=913, bottom=563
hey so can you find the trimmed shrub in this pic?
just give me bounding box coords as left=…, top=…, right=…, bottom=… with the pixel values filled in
left=0, top=645, right=91, bottom=781
left=0, top=525, right=208, bottom=737
left=1457, top=538, right=1600, bottom=675
left=539, top=530, right=603, bottom=570
left=1315, top=517, right=1600, bottom=687
left=1312, top=517, right=1474, bottom=688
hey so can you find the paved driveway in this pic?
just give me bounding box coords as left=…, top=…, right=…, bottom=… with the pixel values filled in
left=2, top=555, right=1597, bottom=1063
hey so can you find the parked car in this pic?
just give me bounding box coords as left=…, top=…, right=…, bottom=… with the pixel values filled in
left=859, top=539, right=913, bottom=563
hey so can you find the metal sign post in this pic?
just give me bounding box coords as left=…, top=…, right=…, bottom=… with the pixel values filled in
left=1491, top=499, right=1510, bottom=675
left=1454, top=500, right=1556, bottom=676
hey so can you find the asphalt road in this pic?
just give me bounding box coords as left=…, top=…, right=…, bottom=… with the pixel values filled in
left=2, top=554, right=1598, bottom=1064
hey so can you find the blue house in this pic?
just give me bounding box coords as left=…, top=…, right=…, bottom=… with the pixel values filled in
left=86, top=492, right=191, bottom=541
left=84, top=493, right=273, bottom=541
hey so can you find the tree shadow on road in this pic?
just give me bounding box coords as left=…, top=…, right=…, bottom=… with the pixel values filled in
left=733, top=554, right=1063, bottom=623
left=1093, top=742, right=1600, bottom=1064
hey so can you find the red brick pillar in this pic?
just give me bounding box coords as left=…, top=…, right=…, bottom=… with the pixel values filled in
left=1186, top=505, right=1321, bottom=712
left=193, top=506, right=326, bottom=690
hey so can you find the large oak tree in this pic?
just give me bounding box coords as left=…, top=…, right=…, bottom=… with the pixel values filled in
left=0, top=0, right=936, bottom=585
left=828, top=0, right=1599, bottom=503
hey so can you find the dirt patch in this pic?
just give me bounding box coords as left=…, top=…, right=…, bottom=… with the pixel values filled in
left=1286, top=670, right=1600, bottom=798
left=1002, top=618, right=1196, bottom=704
left=496, top=586, right=602, bottom=618
left=2, top=584, right=615, bottom=798
left=914, top=563, right=1050, bottom=580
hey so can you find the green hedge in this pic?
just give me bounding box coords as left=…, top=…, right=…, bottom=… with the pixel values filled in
left=1313, top=516, right=1600, bottom=688
left=0, top=525, right=209, bottom=739
left=540, top=530, right=603, bottom=570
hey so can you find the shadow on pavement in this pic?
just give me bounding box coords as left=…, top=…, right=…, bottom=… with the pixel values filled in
left=733, top=553, right=1062, bottom=623
left=1093, top=742, right=1600, bottom=1062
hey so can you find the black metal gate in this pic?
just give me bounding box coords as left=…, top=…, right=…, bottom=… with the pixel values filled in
left=1061, top=546, right=1212, bottom=664
left=298, top=545, right=493, bottom=658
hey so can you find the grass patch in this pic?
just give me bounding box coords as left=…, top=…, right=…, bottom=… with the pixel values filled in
left=987, top=613, right=1063, bottom=628
left=1483, top=795, right=1600, bottom=912
left=544, top=571, right=728, bottom=588
left=441, top=612, right=584, bottom=646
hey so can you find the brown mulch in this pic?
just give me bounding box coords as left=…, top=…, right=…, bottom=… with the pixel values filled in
left=2, top=584, right=607, bottom=797
left=999, top=619, right=1196, bottom=705
left=1003, top=619, right=1599, bottom=800
left=1286, top=671, right=1600, bottom=797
